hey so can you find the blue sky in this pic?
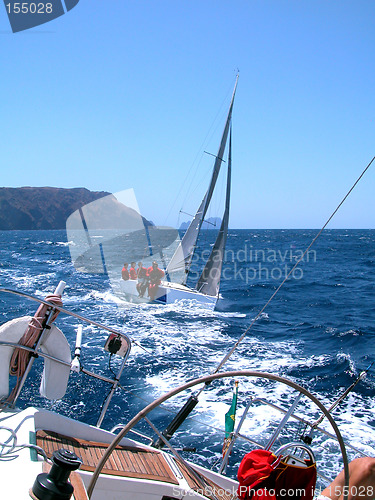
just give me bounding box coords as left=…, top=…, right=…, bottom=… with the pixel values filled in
left=0, top=1, right=374, bottom=228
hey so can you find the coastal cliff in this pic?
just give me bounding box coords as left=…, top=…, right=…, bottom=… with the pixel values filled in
left=0, top=187, right=110, bottom=230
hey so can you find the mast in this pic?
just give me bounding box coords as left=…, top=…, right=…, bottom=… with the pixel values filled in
left=166, top=75, right=238, bottom=284
left=195, top=126, right=232, bottom=296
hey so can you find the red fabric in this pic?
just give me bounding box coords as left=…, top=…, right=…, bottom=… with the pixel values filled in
left=237, top=450, right=279, bottom=500
left=147, top=267, right=165, bottom=285
left=237, top=450, right=316, bottom=500
left=129, top=267, right=137, bottom=280
left=146, top=266, right=165, bottom=300
left=121, top=267, right=129, bottom=280
left=272, top=461, right=316, bottom=500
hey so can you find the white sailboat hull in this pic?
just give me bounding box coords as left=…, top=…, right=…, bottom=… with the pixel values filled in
left=119, top=279, right=217, bottom=309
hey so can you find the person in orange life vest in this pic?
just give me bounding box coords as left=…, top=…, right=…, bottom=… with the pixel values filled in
left=129, top=261, right=137, bottom=280
left=121, top=263, right=129, bottom=281
left=136, top=261, right=148, bottom=297
left=147, top=261, right=164, bottom=301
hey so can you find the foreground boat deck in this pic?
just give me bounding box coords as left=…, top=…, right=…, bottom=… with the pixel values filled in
left=1, top=407, right=238, bottom=499
left=37, top=429, right=179, bottom=484
left=36, top=429, right=237, bottom=500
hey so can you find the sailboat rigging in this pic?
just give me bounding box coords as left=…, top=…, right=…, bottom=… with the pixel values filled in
left=66, top=77, right=239, bottom=308
left=167, top=78, right=237, bottom=281
left=142, top=75, right=238, bottom=307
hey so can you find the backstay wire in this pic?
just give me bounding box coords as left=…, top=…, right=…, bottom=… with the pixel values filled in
left=198, top=155, right=375, bottom=390
left=163, top=78, right=237, bottom=227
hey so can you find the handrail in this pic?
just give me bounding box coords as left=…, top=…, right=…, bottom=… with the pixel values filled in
left=0, top=287, right=132, bottom=426
left=239, top=396, right=369, bottom=459
left=0, top=288, right=131, bottom=345
left=0, top=341, right=122, bottom=387
left=0, top=341, right=71, bottom=367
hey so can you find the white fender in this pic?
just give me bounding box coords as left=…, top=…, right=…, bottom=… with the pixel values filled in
left=39, top=322, right=71, bottom=400
left=0, top=316, right=30, bottom=399
left=0, top=316, right=71, bottom=400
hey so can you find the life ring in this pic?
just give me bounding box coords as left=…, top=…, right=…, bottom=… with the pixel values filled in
left=0, top=316, right=71, bottom=400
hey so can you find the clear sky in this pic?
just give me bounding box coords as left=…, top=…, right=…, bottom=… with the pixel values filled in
left=0, top=1, right=374, bottom=228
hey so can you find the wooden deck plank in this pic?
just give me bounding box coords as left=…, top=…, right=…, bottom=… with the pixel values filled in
left=36, top=430, right=179, bottom=485
left=120, top=449, right=137, bottom=473
left=137, top=450, right=157, bottom=476
left=130, top=449, right=147, bottom=474
left=36, top=430, right=236, bottom=498
left=89, top=444, right=101, bottom=469
left=115, top=447, right=130, bottom=472
left=110, top=448, right=123, bottom=472
left=149, top=452, right=169, bottom=477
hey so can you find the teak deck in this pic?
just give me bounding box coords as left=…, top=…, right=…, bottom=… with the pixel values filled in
left=36, top=429, right=236, bottom=500
left=36, top=430, right=178, bottom=484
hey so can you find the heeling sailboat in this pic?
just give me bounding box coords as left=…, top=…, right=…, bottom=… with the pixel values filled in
left=154, top=76, right=238, bottom=308
left=67, top=78, right=238, bottom=309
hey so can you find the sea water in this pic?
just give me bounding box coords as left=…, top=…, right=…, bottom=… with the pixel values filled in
left=1, top=229, right=374, bottom=484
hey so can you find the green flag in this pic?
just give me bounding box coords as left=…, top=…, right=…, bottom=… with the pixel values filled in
left=224, top=381, right=238, bottom=438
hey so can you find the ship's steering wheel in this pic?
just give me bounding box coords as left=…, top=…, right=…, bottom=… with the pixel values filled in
left=87, top=370, right=349, bottom=500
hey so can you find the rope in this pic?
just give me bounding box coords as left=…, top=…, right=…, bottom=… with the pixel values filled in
left=0, top=425, right=47, bottom=461
left=6, top=293, right=63, bottom=404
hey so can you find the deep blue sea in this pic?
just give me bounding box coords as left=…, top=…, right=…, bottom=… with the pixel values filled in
left=1, top=229, right=375, bottom=485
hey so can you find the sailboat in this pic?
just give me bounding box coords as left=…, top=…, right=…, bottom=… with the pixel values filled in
left=120, top=77, right=238, bottom=308
left=65, top=78, right=238, bottom=309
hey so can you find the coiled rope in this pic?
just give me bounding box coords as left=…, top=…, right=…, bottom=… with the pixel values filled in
left=0, top=425, right=47, bottom=461
left=6, top=293, right=63, bottom=404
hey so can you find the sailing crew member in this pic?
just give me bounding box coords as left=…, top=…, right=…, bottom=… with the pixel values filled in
left=147, top=261, right=165, bottom=301
left=129, top=262, right=137, bottom=280
left=136, top=262, right=148, bottom=297
left=121, top=263, right=129, bottom=281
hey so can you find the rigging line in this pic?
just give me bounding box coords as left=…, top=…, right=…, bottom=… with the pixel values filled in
left=164, top=78, right=237, bottom=225
left=204, top=151, right=226, bottom=162
left=309, top=360, right=374, bottom=431
left=116, top=381, right=238, bottom=437
left=164, top=154, right=204, bottom=227
left=197, top=155, right=375, bottom=392
left=179, top=210, right=217, bottom=226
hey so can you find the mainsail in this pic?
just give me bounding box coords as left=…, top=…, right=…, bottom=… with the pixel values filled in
left=166, top=76, right=238, bottom=284
left=195, top=128, right=232, bottom=296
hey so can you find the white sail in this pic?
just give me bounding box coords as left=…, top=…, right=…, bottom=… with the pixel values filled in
left=195, top=129, right=232, bottom=296
left=165, top=196, right=206, bottom=278
left=166, top=77, right=238, bottom=283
